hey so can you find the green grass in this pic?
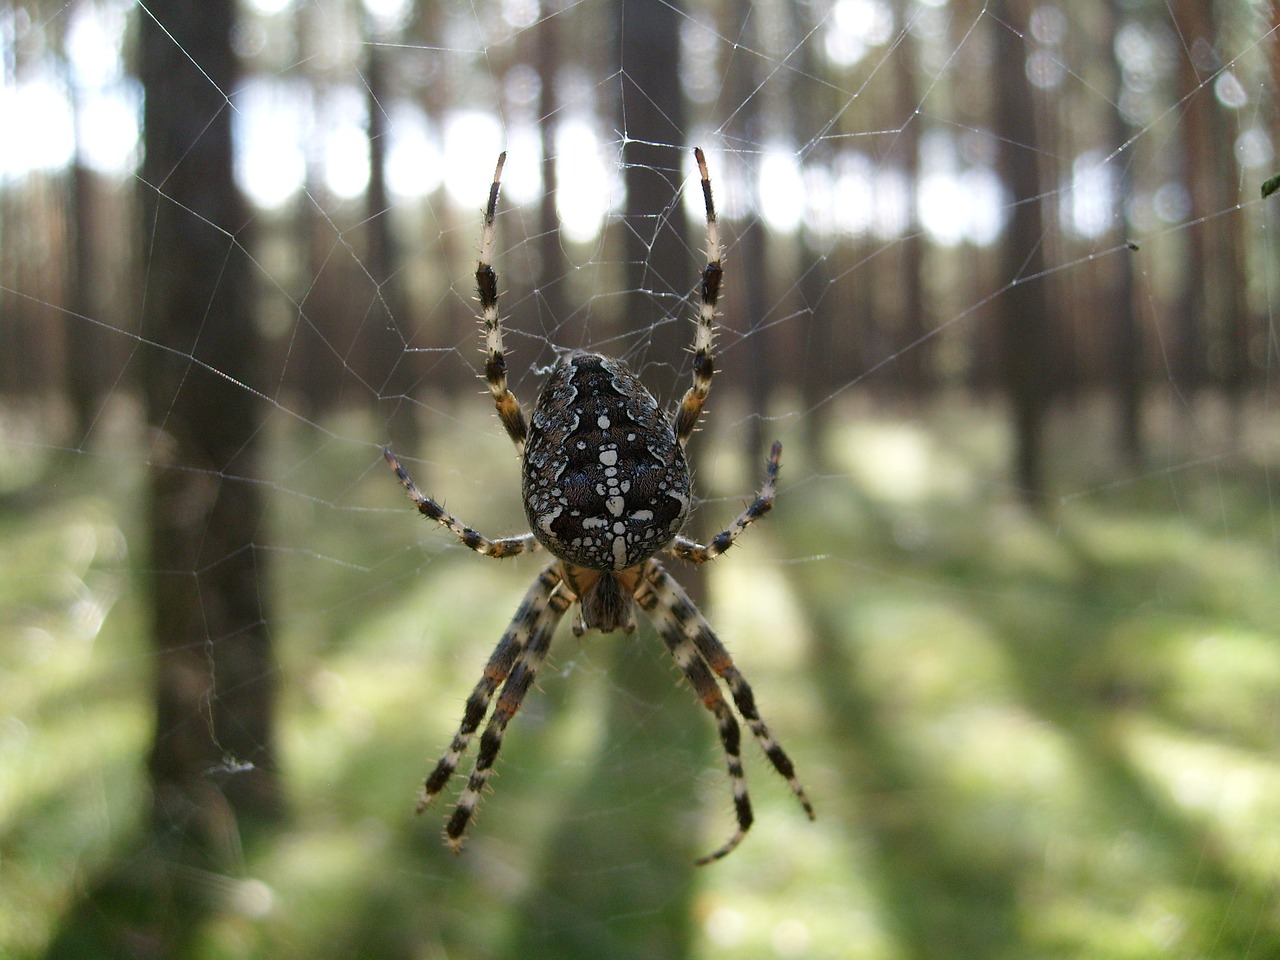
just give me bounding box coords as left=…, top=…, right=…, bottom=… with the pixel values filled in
left=3, top=397, right=1279, bottom=959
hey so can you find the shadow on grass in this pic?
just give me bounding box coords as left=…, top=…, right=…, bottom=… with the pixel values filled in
left=794, top=579, right=1022, bottom=960
left=499, top=637, right=703, bottom=960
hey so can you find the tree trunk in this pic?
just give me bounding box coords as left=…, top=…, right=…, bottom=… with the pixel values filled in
left=65, top=157, right=109, bottom=437
left=365, top=22, right=421, bottom=451
left=991, top=0, right=1053, bottom=503
left=722, top=4, right=771, bottom=460
left=139, top=0, right=281, bottom=866
left=892, top=5, right=929, bottom=396
left=616, top=0, right=692, bottom=394
left=47, top=4, right=283, bottom=952
left=63, top=0, right=112, bottom=439
left=1170, top=0, right=1220, bottom=398
left=1105, top=0, right=1143, bottom=464
left=536, top=11, right=571, bottom=342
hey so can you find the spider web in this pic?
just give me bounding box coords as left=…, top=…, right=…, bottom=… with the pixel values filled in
left=4, top=0, right=1280, bottom=957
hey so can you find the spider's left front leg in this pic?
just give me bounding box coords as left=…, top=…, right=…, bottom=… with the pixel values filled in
left=385, top=448, right=537, bottom=558
left=669, top=440, right=781, bottom=564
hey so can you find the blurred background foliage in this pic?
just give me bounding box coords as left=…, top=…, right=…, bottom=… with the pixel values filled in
left=2, top=0, right=1280, bottom=957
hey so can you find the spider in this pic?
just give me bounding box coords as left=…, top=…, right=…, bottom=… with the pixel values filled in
left=385, top=148, right=813, bottom=865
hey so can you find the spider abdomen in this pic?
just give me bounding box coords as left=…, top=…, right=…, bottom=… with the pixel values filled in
left=523, top=353, right=690, bottom=571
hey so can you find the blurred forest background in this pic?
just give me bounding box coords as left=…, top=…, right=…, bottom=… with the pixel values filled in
left=3, top=0, right=1280, bottom=958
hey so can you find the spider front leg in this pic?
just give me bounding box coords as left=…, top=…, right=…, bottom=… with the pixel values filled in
left=669, top=440, right=781, bottom=564
left=385, top=448, right=537, bottom=558
left=673, top=147, right=722, bottom=447
left=476, top=152, right=529, bottom=455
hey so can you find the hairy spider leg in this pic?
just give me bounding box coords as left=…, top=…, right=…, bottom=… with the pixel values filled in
left=673, top=147, right=723, bottom=448
left=638, top=579, right=753, bottom=864
left=669, top=440, right=782, bottom=564
left=444, top=583, right=572, bottom=851
left=416, top=562, right=562, bottom=813
left=640, top=561, right=814, bottom=861
left=385, top=448, right=538, bottom=559
left=476, top=152, right=529, bottom=455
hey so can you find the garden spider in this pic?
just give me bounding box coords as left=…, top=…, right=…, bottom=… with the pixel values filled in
left=385, top=148, right=813, bottom=864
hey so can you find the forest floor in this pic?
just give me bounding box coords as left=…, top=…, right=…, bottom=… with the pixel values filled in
left=3, top=394, right=1278, bottom=960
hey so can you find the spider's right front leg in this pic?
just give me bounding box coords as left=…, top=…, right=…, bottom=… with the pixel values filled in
left=475, top=152, right=529, bottom=456
left=385, top=449, right=537, bottom=558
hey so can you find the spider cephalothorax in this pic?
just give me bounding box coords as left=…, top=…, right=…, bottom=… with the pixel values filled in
left=385, top=148, right=813, bottom=864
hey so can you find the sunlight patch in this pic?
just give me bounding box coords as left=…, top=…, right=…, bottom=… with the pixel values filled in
left=1123, top=717, right=1280, bottom=885
left=832, top=419, right=975, bottom=503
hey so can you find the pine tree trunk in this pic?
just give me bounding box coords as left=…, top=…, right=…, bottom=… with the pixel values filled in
left=139, top=0, right=281, bottom=863
left=991, top=0, right=1053, bottom=503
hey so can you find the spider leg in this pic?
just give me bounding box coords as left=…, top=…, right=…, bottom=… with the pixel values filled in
left=386, top=448, right=537, bottom=558
left=637, top=574, right=753, bottom=864
left=476, top=152, right=529, bottom=455
left=444, top=582, right=571, bottom=852
left=417, top=562, right=562, bottom=813
left=669, top=440, right=781, bottom=564
left=641, top=561, right=814, bottom=852
left=673, top=147, right=722, bottom=448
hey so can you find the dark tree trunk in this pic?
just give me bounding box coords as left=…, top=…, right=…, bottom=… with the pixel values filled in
left=1170, top=0, right=1231, bottom=398
left=536, top=11, right=571, bottom=342
left=722, top=4, right=771, bottom=460
left=47, top=3, right=282, bottom=952
left=616, top=0, right=692, bottom=393
left=1172, top=35, right=1207, bottom=399
left=891, top=5, right=929, bottom=396
left=139, top=0, right=281, bottom=863
left=792, top=10, right=844, bottom=462
left=65, top=157, right=109, bottom=437
left=365, top=24, right=420, bottom=451
left=1105, top=0, right=1143, bottom=464
left=991, top=0, right=1053, bottom=503
left=63, top=1, right=112, bottom=440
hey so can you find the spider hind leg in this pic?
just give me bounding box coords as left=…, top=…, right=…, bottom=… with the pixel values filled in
left=415, top=565, right=568, bottom=836
left=443, top=588, right=567, bottom=850
left=637, top=560, right=813, bottom=864
left=682, top=651, right=753, bottom=866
